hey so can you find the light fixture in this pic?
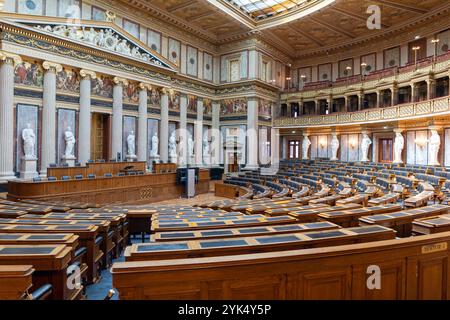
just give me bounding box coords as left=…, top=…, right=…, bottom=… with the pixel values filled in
left=414, top=35, right=421, bottom=40
left=286, top=77, right=291, bottom=81
left=349, top=140, right=357, bottom=149
left=300, top=74, right=306, bottom=79
left=412, top=46, right=421, bottom=51
left=431, top=39, right=440, bottom=44
left=414, top=138, right=428, bottom=148
left=319, top=140, right=326, bottom=148
left=292, top=131, right=296, bottom=134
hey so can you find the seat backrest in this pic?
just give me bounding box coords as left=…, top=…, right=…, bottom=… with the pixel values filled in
left=104, top=173, right=113, bottom=178
left=61, top=176, right=71, bottom=180
left=48, top=176, right=57, bottom=181
left=88, top=174, right=96, bottom=179
left=61, top=163, right=69, bottom=168
left=75, top=175, right=83, bottom=180
left=32, top=177, right=42, bottom=182
left=49, top=163, right=58, bottom=168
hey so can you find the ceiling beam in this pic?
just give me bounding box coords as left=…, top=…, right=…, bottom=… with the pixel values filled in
left=202, top=21, right=233, bottom=31
left=309, top=17, right=356, bottom=38
left=372, top=0, right=428, bottom=14
left=329, top=7, right=390, bottom=28
left=167, top=0, right=197, bottom=13
left=288, top=26, right=324, bottom=47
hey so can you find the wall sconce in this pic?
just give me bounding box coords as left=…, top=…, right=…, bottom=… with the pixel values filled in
left=319, top=140, right=327, bottom=149
left=414, top=138, right=428, bottom=148
left=349, top=140, right=357, bottom=149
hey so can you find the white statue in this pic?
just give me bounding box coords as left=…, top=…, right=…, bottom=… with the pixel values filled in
left=64, top=127, right=76, bottom=158
left=127, top=131, right=136, bottom=156
left=22, top=123, right=36, bottom=159
left=203, top=135, right=210, bottom=157
left=393, top=132, right=404, bottom=164
left=68, top=26, right=79, bottom=40
left=302, top=135, right=311, bottom=159
left=169, top=132, right=177, bottom=158
left=330, top=134, right=340, bottom=161
left=150, top=132, right=159, bottom=157
left=360, top=133, right=372, bottom=162
left=187, top=134, right=194, bottom=157
left=429, top=129, right=441, bottom=165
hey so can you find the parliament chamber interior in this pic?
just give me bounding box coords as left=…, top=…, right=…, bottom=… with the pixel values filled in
left=0, top=0, right=450, bottom=302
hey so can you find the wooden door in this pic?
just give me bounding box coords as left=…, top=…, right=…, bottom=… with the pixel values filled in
left=90, top=113, right=111, bottom=161
left=379, top=138, right=393, bottom=163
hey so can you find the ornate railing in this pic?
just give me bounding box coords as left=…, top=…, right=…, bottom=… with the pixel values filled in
left=274, top=96, right=450, bottom=127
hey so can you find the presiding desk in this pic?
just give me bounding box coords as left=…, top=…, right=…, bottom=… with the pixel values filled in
left=7, top=170, right=211, bottom=205
left=47, top=161, right=147, bottom=179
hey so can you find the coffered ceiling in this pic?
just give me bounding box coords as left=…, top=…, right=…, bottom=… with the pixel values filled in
left=121, top=0, right=450, bottom=59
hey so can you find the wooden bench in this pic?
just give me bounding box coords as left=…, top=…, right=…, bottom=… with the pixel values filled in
left=125, top=225, right=395, bottom=261
left=404, top=191, right=434, bottom=208
left=0, top=224, right=102, bottom=283
left=151, top=221, right=340, bottom=242
left=264, top=204, right=329, bottom=216
left=412, top=214, right=450, bottom=235
left=0, top=245, right=82, bottom=300
left=359, top=204, right=450, bottom=237
left=309, top=195, right=343, bottom=206
left=0, top=265, right=34, bottom=300
left=288, top=203, right=363, bottom=222
left=151, top=215, right=299, bottom=232
left=317, top=204, right=403, bottom=227
left=368, top=193, right=399, bottom=206
left=336, top=194, right=369, bottom=206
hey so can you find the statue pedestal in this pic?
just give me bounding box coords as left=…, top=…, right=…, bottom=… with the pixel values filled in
left=330, top=157, right=339, bottom=161
left=149, top=155, right=160, bottom=172
left=20, top=157, right=38, bottom=180
left=126, top=154, right=137, bottom=162
left=62, top=155, right=76, bottom=167
left=392, top=159, right=403, bottom=164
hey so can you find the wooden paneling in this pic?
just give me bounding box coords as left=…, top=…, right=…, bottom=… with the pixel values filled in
left=112, top=232, right=450, bottom=300
left=47, top=161, right=147, bottom=179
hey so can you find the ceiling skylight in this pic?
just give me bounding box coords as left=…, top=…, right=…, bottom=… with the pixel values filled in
left=226, top=0, right=307, bottom=20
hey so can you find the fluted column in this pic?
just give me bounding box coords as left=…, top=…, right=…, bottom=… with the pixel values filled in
left=160, top=89, right=169, bottom=163
left=79, top=70, right=96, bottom=165
left=112, top=77, right=128, bottom=160
left=194, top=98, right=203, bottom=166
left=0, top=52, right=21, bottom=180
left=376, top=90, right=381, bottom=108
left=40, top=61, right=62, bottom=176
left=246, top=98, right=259, bottom=169
left=211, top=101, right=220, bottom=166
left=411, top=83, right=417, bottom=102
left=426, top=79, right=435, bottom=100
left=391, top=86, right=398, bottom=106
left=138, top=83, right=151, bottom=163
left=179, top=94, right=188, bottom=166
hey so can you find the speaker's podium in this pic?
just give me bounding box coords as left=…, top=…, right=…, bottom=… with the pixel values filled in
left=176, top=167, right=199, bottom=198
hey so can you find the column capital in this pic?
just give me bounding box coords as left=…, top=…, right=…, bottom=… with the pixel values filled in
left=161, top=87, right=173, bottom=96
left=393, top=128, right=404, bottom=134
left=139, top=82, right=152, bottom=91
left=0, top=51, right=22, bottom=66
left=42, top=61, right=63, bottom=73
left=428, top=125, right=443, bottom=132
left=113, top=76, right=128, bottom=86
left=80, top=69, right=97, bottom=80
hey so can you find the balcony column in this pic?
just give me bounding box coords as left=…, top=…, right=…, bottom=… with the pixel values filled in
left=78, top=69, right=96, bottom=165
left=299, top=98, right=304, bottom=116
left=344, top=95, right=349, bottom=112
left=0, top=52, right=21, bottom=181
left=411, top=83, right=417, bottom=103
left=391, top=86, right=398, bottom=106
left=376, top=90, right=381, bottom=108
left=40, top=61, right=63, bottom=176
left=314, top=99, right=319, bottom=115
left=357, top=93, right=363, bottom=111
left=426, top=78, right=435, bottom=100
left=327, top=95, right=332, bottom=114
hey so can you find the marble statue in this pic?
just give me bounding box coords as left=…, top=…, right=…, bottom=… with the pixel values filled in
left=127, top=131, right=136, bottom=156
left=203, top=136, right=210, bottom=157
left=22, top=123, right=36, bottom=159
left=429, top=130, right=441, bottom=165
left=393, top=132, right=405, bottom=164
left=151, top=132, right=159, bottom=157
left=360, top=133, right=372, bottom=162
left=35, top=25, right=162, bottom=66
left=169, top=132, right=177, bottom=158
left=302, top=135, right=311, bottom=159
left=330, top=134, right=340, bottom=161
left=187, top=134, right=194, bottom=158
left=64, top=127, right=76, bottom=158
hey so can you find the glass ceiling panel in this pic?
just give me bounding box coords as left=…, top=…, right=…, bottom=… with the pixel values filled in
left=226, top=0, right=307, bottom=20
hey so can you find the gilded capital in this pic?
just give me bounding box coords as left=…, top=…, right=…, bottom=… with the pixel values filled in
left=42, top=61, right=63, bottom=73
left=113, top=76, right=129, bottom=86
left=139, top=83, right=152, bottom=91
left=0, top=51, right=22, bottom=66
left=80, top=69, right=97, bottom=80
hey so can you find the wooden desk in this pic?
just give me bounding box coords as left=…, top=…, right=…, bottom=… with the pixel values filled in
left=47, top=161, right=147, bottom=179
left=153, top=163, right=177, bottom=174
left=8, top=171, right=210, bottom=205
left=0, top=265, right=34, bottom=300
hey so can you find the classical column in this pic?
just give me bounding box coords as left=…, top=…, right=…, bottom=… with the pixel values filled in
left=160, top=89, right=169, bottom=163
left=40, top=61, right=62, bottom=176
left=0, top=52, right=21, bottom=180
left=179, top=94, right=188, bottom=166
left=411, top=83, right=416, bottom=102
left=246, top=98, right=259, bottom=169
left=314, top=99, right=319, bottom=115
left=426, top=78, right=435, bottom=100
left=299, top=98, right=304, bottom=116
left=211, top=101, right=220, bottom=166
left=358, top=93, right=363, bottom=111
left=78, top=70, right=96, bottom=165
left=376, top=90, right=381, bottom=108
left=344, top=95, right=349, bottom=112
left=194, top=98, right=203, bottom=166
left=327, top=95, right=332, bottom=113
left=112, top=77, right=128, bottom=160
left=391, top=86, right=398, bottom=106
left=270, top=128, right=280, bottom=167
left=138, top=83, right=150, bottom=163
